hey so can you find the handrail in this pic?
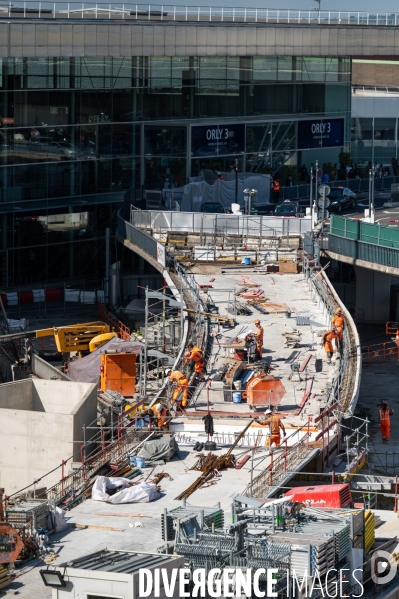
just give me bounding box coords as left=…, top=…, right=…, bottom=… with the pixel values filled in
left=98, top=301, right=131, bottom=341
left=0, top=3, right=399, bottom=26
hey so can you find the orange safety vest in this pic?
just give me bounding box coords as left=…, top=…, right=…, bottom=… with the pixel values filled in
left=273, top=180, right=280, bottom=191
left=332, top=315, right=344, bottom=329
left=189, top=347, right=204, bottom=363
left=260, top=414, right=284, bottom=436
left=255, top=327, right=264, bottom=346
left=379, top=408, right=390, bottom=423
left=170, top=370, right=188, bottom=384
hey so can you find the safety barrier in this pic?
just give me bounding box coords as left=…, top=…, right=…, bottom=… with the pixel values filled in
left=362, top=341, right=399, bottom=366
left=98, top=301, right=131, bottom=341
left=131, top=208, right=311, bottom=239
left=386, top=321, right=399, bottom=336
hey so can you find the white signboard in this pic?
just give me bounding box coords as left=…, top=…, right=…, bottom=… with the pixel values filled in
left=157, top=243, right=166, bottom=268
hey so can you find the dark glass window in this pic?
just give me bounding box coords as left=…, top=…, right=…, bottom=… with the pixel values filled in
left=144, top=126, right=186, bottom=156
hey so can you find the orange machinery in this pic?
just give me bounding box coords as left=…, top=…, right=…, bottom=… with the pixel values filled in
left=0, top=489, right=24, bottom=590
left=242, top=373, right=286, bottom=409
left=100, top=352, right=136, bottom=397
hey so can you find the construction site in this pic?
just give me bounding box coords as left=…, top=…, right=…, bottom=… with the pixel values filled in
left=0, top=207, right=399, bottom=599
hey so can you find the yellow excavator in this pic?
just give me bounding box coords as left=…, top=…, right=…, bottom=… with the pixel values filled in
left=0, top=321, right=118, bottom=356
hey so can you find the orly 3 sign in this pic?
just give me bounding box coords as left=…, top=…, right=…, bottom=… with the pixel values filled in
left=191, top=124, right=245, bottom=157
left=298, top=118, right=344, bottom=150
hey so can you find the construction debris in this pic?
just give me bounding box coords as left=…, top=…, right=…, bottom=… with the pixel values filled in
left=227, top=299, right=252, bottom=316
left=175, top=421, right=255, bottom=500
left=151, top=472, right=174, bottom=485
left=92, top=478, right=160, bottom=504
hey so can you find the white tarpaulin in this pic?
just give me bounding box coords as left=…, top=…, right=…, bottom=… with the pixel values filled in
left=180, top=173, right=271, bottom=212
left=92, top=477, right=160, bottom=504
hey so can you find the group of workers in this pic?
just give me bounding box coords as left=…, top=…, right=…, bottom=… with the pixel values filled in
left=143, top=342, right=206, bottom=429
left=322, top=307, right=345, bottom=364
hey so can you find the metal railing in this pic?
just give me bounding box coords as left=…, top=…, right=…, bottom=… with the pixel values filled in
left=328, top=234, right=399, bottom=270
left=240, top=257, right=362, bottom=498
left=131, top=208, right=311, bottom=238
left=118, top=210, right=159, bottom=261
left=362, top=340, right=399, bottom=366
left=1, top=2, right=399, bottom=25
left=303, top=256, right=361, bottom=417
left=98, top=301, right=131, bottom=340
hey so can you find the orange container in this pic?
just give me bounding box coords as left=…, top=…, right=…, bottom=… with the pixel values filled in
left=100, top=353, right=136, bottom=397
left=242, top=373, right=285, bottom=407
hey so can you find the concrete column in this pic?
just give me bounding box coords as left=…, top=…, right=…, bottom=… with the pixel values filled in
left=355, top=265, right=391, bottom=323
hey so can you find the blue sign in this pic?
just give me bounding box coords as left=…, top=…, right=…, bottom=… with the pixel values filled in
left=298, top=118, right=344, bottom=150
left=191, top=124, right=245, bottom=157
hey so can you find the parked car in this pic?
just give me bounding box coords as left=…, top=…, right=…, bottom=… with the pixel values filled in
left=274, top=200, right=303, bottom=217
left=250, top=205, right=272, bottom=215
left=200, top=202, right=227, bottom=214
left=327, top=187, right=357, bottom=213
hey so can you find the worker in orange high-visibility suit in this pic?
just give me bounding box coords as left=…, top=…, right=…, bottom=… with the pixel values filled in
left=254, top=319, right=264, bottom=360
left=322, top=329, right=337, bottom=364
left=256, top=408, right=286, bottom=447
left=147, top=403, right=170, bottom=430
left=165, top=368, right=189, bottom=408
left=185, top=343, right=205, bottom=378
left=332, top=307, right=345, bottom=353
left=379, top=401, right=394, bottom=444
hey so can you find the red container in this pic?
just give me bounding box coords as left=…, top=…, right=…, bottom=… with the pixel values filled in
left=45, top=287, right=61, bottom=302
left=285, top=484, right=352, bottom=508
left=234, top=349, right=246, bottom=361
left=19, top=290, right=34, bottom=304
left=0, top=293, right=8, bottom=307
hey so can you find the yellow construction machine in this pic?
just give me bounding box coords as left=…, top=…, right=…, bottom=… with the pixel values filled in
left=0, top=321, right=118, bottom=356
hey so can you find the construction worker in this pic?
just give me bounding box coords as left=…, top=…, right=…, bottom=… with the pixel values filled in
left=256, top=408, right=286, bottom=447
left=322, top=329, right=337, bottom=364
left=379, top=401, right=394, bottom=444
left=185, top=342, right=205, bottom=378
left=273, top=177, right=280, bottom=203
left=254, top=319, right=264, bottom=360
left=165, top=368, right=189, bottom=409
left=332, top=307, right=345, bottom=353
left=146, top=403, right=170, bottom=430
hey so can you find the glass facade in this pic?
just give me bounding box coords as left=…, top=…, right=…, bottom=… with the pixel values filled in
left=0, top=55, right=351, bottom=285
left=351, top=117, right=397, bottom=165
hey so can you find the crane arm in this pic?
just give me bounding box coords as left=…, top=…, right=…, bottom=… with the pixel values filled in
left=0, top=322, right=113, bottom=353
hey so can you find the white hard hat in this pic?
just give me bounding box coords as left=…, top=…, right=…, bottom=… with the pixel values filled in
left=165, top=369, right=172, bottom=376
left=156, top=404, right=163, bottom=413
left=264, top=408, right=272, bottom=415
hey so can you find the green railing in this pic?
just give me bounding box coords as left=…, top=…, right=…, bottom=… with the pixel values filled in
left=330, top=215, right=399, bottom=248
left=328, top=215, right=399, bottom=269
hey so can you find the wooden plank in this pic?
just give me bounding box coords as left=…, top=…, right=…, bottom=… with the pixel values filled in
left=94, top=512, right=151, bottom=518
left=71, top=524, right=125, bottom=532
left=294, top=376, right=314, bottom=416
left=235, top=455, right=251, bottom=469
left=299, top=353, right=313, bottom=373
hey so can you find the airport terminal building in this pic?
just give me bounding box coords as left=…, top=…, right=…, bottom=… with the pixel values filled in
left=0, top=8, right=396, bottom=285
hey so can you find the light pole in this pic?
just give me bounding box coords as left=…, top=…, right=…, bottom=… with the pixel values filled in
left=234, top=159, right=238, bottom=205
left=243, top=188, right=257, bottom=216
left=368, top=167, right=375, bottom=223
left=314, top=0, right=321, bottom=14
left=309, top=166, right=313, bottom=215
